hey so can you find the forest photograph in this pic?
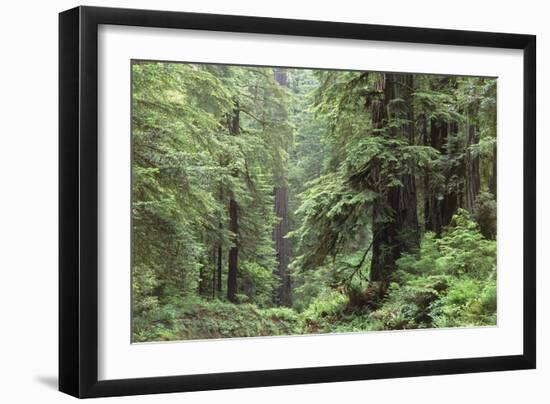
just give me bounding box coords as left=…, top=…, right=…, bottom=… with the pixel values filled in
left=131, top=60, right=497, bottom=343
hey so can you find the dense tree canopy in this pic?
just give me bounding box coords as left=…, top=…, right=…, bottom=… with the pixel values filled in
left=132, top=62, right=497, bottom=342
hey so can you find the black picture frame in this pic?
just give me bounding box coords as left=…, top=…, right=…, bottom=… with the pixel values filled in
left=59, top=5, right=536, bottom=398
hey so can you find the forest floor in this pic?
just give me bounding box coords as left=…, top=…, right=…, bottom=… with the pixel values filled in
left=134, top=295, right=371, bottom=342
left=132, top=276, right=496, bottom=343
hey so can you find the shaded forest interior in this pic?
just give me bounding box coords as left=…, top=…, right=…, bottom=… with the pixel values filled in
left=132, top=62, right=497, bottom=342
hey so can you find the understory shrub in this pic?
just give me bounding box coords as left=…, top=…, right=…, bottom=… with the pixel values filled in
left=369, top=210, right=497, bottom=330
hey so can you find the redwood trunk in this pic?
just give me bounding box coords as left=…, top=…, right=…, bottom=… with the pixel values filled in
left=216, top=244, right=222, bottom=295
left=273, top=185, right=291, bottom=306
left=227, top=106, right=240, bottom=303
left=227, top=198, right=238, bottom=302
left=464, top=109, right=481, bottom=212
left=424, top=120, right=459, bottom=237
left=489, top=142, right=497, bottom=198
left=216, top=186, right=223, bottom=296
left=369, top=73, right=419, bottom=284
left=273, top=68, right=291, bottom=306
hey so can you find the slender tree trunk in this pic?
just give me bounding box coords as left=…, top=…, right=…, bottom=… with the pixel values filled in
left=489, top=142, right=497, bottom=198
left=443, top=122, right=460, bottom=227
left=464, top=108, right=481, bottom=212
left=369, top=73, right=392, bottom=283
left=370, top=192, right=401, bottom=282
left=216, top=186, right=223, bottom=296
left=423, top=98, right=460, bottom=237
left=227, top=105, right=240, bottom=303
left=216, top=244, right=222, bottom=295
left=212, top=248, right=216, bottom=299
left=199, top=265, right=205, bottom=296
left=227, top=198, right=238, bottom=302
left=273, top=68, right=291, bottom=306
left=423, top=117, right=435, bottom=233
left=273, top=185, right=291, bottom=305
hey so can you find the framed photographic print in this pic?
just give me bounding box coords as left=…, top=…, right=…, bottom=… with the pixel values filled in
left=59, top=6, right=536, bottom=398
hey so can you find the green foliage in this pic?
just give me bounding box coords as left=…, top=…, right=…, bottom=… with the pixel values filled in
left=368, top=210, right=497, bottom=330
left=132, top=62, right=289, bottom=314
left=131, top=62, right=498, bottom=342
left=397, top=210, right=496, bottom=278
left=237, top=261, right=277, bottom=307
left=475, top=190, right=497, bottom=239
left=369, top=277, right=449, bottom=329
left=301, top=291, right=348, bottom=331
left=430, top=278, right=496, bottom=327
left=291, top=264, right=333, bottom=312
left=133, top=298, right=303, bottom=342
left=436, top=209, right=496, bottom=277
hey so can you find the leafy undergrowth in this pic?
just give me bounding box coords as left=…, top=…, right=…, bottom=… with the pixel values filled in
left=133, top=299, right=302, bottom=342
left=366, top=210, right=497, bottom=331
left=133, top=211, right=496, bottom=342
left=133, top=278, right=494, bottom=342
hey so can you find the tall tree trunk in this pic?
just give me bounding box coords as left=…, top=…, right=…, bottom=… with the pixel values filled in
left=273, top=68, right=291, bottom=306
left=227, top=105, right=240, bottom=303
left=227, top=198, right=238, bottom=302
left=273, top=185, right=291, bottom=305
left=216, top=186, right=223, bottom=296
left=212, top=248, right=216, bottom=299
left=423, top=117, right=435, bottom=234
left=369, top=73, right=392, bottom=283
left=464, top=107, right=481, bottom=212
left=423, top=81, right=460, bottom=237
left=369, top=73, right=419, bottom=284
left=442, top=122, right=460, bottom=229
left=398, top=74, right=420, bottom=250
left=216, top=244, right=222, bottom=295
left=489, top=142, right=497, bottom=197
left=199, top=263, right=205, bottom=296
left=370, top=191, right=401, bottom=283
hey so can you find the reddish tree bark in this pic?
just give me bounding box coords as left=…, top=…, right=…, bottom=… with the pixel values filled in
left=369, top=73, right=420, bottom=284
left=273, top=68, right=291, bottom=306
left=227, top=106, right=240, bottom=303
left=464, top=107, right=481, bottom=213
left=227, top=198, right=239, bottom=302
